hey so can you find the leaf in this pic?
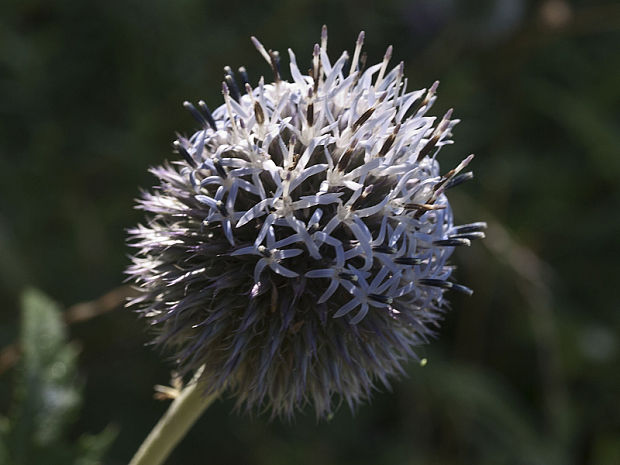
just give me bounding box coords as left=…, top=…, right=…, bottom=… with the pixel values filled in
left=13, top=288, right=81, bottom=452
left=0, top=288, right=116, bottom=465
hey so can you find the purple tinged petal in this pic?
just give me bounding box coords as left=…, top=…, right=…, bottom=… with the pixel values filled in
left=288, top=48, right=307, bottom=88
left=230, top=246, right=258, bottom=257
left=278, top=249, right=303, bottom=259
left=270, top=263, right=299, bottom=278
left=222, top=219, right=235, bottom=245
left=285, top=215, right=321, bottom=259
left=318, top=280, right=339, bottom=303
left=289, top=164, right=328, bottom=193
left=253, top=259, right=269, bottom=282
left=349, top=303, right=369, bottom=325
left=236, top=198, right=273, bottom=227
left=273, top=233, right=302, bottom=249
left=333, top=298, right=361, bottom=319
left=349, top=218, right=374, bottom=270
left=195, top=194, right=218, bottom=209
left=254, top=214, right=276, bottom=246
left=355, top=195, right=390, bottom=217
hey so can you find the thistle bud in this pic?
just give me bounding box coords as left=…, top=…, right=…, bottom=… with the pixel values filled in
left=127, top=29, right=484, bottom=418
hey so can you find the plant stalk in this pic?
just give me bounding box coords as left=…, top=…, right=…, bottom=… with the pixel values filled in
left=129, top=368, right=218, bottom=465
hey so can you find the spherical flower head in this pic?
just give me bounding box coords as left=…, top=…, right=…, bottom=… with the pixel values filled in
left=127, top=28, right=485, bottom=419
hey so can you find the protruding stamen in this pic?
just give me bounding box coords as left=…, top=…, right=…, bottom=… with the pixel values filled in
left=379, top=124, right=400, bottom=155
left=433, top=154, right=475, bottom=194
left=269, top=49, right=281, bottom=83
left=416, top=134, right=440, bottom=161
left=445, top=171, right=474, bottom=190
left=312, top=44, right=320, bottom=85
left=375, top=45, right=393, bottom=88
left=309, top=45, right=323, bottom=94
left=369, top=294, right=393, bottom=304
left=349, top=31, right=365, bottom=76
left=351, top=184, right=374, bottom=210
left=433, top=238, right=471, bottom=247
left=337, top=144, right=355, bottom=171
left=213, top=159, right=227, bottom=178
left=352, top=106, right=376, bottom=131
left=222, top=82, right=239, bottom=136
left=418, top=279, right=473, bottom=296
left=224, top=66, right=241, bottom=102
left=359, top=52, right=367, bottom=74
left=417, top=109, right=454, bottom=162
left=406, top=203, right=447, bottom=211
left=352, top=52, right=368, bottom=87
left=453, top=222, right=488, bottom=234
left=373, top=245, right=397, bottom=254
left=254, top=101, right=265, bottom=125
left=414, top=80, right=439, bottom=115
left=251, top=36, right=273, bottom=64
left=392, top=62, right=405, bottom=109
left=251, top=36, right=281, bottom=83
left=440, top=108, right=454, bottom=127
left=394, top=257, right=423, bottom=265
left=288, top=134, right=297, bottom=154
left=307, top=94, right=314, bottom=127
left=321, top=25, right=328, bottom=51
left=238, top=66, right=249, bottom=86
left=183, top=101, right=209, bottom=129
left=287, top=153, right=300, bottom=171
left=362, top=184, right=374, bottom=196
left=198, top=101, right=217, bottom=130
left=449, top=232, right=486, bottom=241
left=224, top=75, right=240, bottom=102
left=338, top=271, right=357, bottom=282
left=287, top=135, right=298, bottom=170
left=216, top=200, right=228, bottom=216
left=173, top=140, right=197, bottom=168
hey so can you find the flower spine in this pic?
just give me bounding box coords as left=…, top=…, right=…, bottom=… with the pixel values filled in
left=127, top=27, right=486, bottom=418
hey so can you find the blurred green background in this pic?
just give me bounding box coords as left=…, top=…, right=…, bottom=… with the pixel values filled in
left=1, top=0, right=619, bottom=464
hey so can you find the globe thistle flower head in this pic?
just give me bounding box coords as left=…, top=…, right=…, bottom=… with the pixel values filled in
left=127, top=27, right=485, bottom=418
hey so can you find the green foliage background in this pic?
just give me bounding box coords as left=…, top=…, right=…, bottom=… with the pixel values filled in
left=0, top=0, right=619, bottom=463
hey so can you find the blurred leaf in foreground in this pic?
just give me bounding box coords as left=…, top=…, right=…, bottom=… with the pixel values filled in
left=0, top=288, right=115, bottom=465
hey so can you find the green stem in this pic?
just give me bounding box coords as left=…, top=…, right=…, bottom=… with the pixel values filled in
left=129, top=369, right=218, bottom=465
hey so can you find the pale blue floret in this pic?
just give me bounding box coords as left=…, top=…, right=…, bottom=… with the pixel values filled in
left=231, top=228, right=303, bottom=282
